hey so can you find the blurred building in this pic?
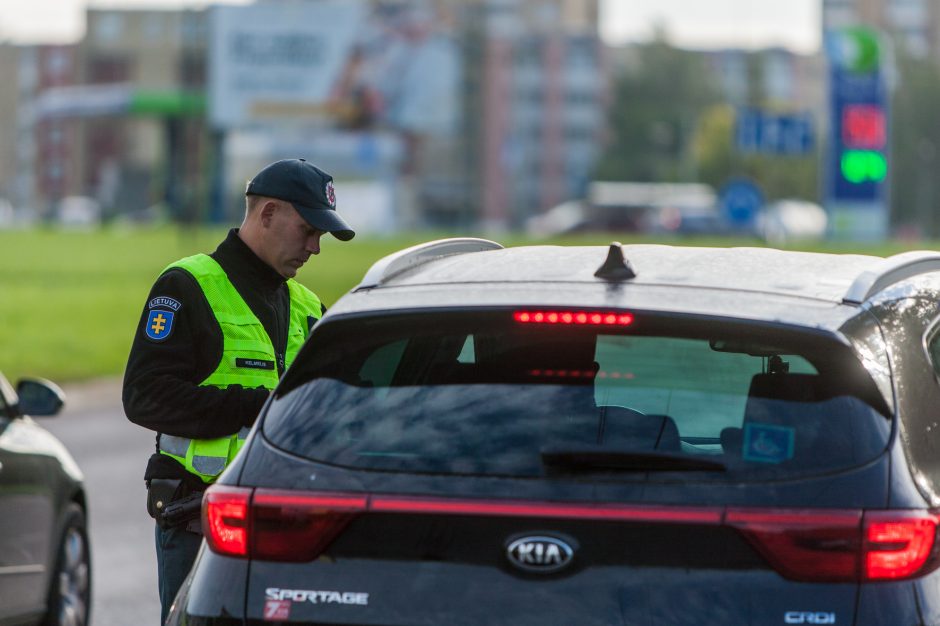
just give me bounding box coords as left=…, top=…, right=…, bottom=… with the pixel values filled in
left=35, top=46, right=82, bottom=216
left=77, top=8, right=209, bottom=221
left=823, top=0, right=939, bottom=59
left=1, top=0, right=605, bottom=231
left=1, top=43, right=81, bottom=218
left=0, top=44, right=25, bottom=208
left=218, top=0, right=605, bottom=231
left=1, top=10, right=208, bottom=221
left=467, top=0, right=605, bottom=230
left=702, top=48, right=824, bottom=111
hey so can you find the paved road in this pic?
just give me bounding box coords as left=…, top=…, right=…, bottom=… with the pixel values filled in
left=42, top=379, right=162, bottom=625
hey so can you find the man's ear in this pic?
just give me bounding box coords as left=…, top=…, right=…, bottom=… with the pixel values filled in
left=259, top=200, right=278, bottom=227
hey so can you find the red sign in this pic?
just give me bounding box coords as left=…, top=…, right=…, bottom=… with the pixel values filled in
left=842, top=104, right=886, bottom=149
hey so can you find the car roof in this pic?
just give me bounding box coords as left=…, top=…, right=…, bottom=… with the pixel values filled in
left=328, top=240, right=940, bottom=332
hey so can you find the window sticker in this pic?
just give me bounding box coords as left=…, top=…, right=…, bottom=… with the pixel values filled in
left=743, top=423, right=795, bottom=463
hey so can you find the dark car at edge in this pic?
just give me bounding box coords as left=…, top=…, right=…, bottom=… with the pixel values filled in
left=0, top=374, right=91, bottom=626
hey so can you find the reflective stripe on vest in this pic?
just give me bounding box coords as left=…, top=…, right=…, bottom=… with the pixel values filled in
left=157, top=253, right=321, bottom=483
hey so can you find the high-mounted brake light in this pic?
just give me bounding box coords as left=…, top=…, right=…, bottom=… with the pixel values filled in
left=514, top=310, right=634, bottom=326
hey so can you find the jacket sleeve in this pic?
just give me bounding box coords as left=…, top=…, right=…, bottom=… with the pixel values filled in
left=122, top=268, right=270, bottom=440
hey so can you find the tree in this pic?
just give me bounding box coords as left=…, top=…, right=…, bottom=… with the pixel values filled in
left=693, top=104, right=819, bottom=201
left=597, top=37, right=818, bottom=203
left=595, top=34, right=720, bottom=182
left=889, top=52, right=940, bottom=236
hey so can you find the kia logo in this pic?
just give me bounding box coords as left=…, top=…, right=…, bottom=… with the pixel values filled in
left=506, top=536, right=574, bottom=573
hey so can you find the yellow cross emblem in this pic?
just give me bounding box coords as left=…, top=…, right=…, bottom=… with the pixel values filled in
left=145, top=308, right=175, bottom=341
left=150, top=313, right=167, bottom=336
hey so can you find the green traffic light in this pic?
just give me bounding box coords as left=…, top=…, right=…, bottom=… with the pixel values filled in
left=841, top=150, right=887, bottom=183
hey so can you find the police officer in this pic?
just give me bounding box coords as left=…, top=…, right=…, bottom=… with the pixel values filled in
left=123, top=158, right=355, bottom=622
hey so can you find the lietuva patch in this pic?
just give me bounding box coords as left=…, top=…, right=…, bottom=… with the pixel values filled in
left=145, top=296, right=181, bottom=341
left=236, top=358, right=275, bottom=370
left=145, top=309, right=175, bottom=341
left=149, top=296, right=181, bottom=311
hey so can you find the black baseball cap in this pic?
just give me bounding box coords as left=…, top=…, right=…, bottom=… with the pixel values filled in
left=246, top=158, right=355, bottom=241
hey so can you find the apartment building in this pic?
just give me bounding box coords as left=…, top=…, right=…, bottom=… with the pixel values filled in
left=466, top=0, right=605, bottom=229
left=78, top=8, right=208, bottom=219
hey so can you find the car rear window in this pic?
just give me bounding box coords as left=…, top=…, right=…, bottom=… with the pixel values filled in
left=265, top=310, right=891, bottom=480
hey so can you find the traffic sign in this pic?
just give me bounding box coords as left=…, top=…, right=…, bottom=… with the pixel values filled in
left=735, top=109, right=815, bottom=156
left=719, top=178, right=764, bottom=227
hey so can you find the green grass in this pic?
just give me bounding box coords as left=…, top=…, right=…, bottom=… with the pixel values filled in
left=0, top=226, right=931, bottom=383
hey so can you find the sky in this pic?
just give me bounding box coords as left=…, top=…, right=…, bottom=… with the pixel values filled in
left=0, top=0, right=821, bottom=53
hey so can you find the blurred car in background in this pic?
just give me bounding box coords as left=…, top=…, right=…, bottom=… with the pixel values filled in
left=55, top=196, right=101, bottom=230
left=0, top=374, right=91, bottom=625
left=755, top=199, right=828, bottom=244
left=527, top=182, right=719, bottom=236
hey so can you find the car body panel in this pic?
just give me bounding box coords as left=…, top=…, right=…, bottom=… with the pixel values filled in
left=170, top=545, right=249, bottom=622
left=221, top=434, right=895, bottom=625
left=245, top=561, right=858, bottom=626
left=362, top=245, right=879, bottom=299
left=865, top=294, right=940, bottom=506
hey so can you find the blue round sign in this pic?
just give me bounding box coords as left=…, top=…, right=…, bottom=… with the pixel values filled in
left=719, top=178, right=764, bottom=226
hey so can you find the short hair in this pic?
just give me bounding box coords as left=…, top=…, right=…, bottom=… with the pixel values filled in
left=245, top=194, right=268, bottom=214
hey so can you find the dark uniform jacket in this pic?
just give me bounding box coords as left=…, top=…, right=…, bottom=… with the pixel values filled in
left=123, top=228, right=325, bottom=485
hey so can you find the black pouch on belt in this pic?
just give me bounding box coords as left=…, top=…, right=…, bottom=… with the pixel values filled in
left=147, top=478, right=182, bottom=524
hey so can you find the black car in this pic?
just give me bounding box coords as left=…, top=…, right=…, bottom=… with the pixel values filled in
left=0, top=373, right=91, bottom=625
left=172, top=239, right=940, bottom=625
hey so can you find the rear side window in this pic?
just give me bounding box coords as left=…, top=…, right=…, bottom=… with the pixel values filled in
left=594, top=335, right=816, bottom=439
left=926, top=321, right=940, bottom=380
left=265, top=311, right=891, bottom=480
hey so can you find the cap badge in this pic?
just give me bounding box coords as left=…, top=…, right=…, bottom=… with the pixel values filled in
left=325, top=180, right=336, bottom=208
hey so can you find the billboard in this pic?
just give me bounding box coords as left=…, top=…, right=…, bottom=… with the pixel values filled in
left=208, top=1, right=460, bottom=136
left=209, top=1, right=365, bottom=129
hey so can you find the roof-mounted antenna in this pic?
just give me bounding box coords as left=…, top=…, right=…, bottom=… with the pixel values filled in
left=594, top=242, right=636, bottom=281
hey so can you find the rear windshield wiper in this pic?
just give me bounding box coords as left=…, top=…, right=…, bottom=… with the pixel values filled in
left=541, top=446, right=727, bottom=472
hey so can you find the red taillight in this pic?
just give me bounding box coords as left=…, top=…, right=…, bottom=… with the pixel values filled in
left=864, top=510, right=940, bottom=580
left=203, top=485, right=250, bottom=557
left=728, top=508, right=940, bottom=582
left=202, top=486, right=940, bottom=580
left=727, top=509, right=862, bottom=582
left=251, top=491, right=366, bottom=562
left=513, top=310, right=634, bottom=326
left=202, top=487, right=366, bottom=562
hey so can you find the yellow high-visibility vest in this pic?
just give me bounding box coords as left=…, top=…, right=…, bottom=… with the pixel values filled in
left=157, top=253, right=321, bottom=483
